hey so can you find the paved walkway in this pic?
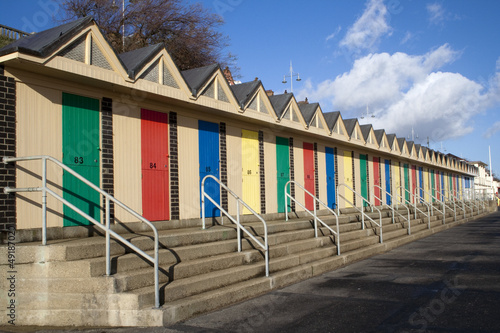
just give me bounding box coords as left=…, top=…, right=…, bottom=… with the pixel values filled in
left=3, top=210, right=500, bottom=333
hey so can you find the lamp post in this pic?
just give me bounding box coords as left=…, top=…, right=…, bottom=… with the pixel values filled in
left=112, top=0, right=125, bottom=50
left=282, top=61, right=301, bottom=93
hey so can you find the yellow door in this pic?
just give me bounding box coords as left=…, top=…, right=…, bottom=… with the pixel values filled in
left=242, top=130, right=260, bottom=214
left=393, top=162, right=400, bottom=203
left=343, top=151, right=353, bottom=208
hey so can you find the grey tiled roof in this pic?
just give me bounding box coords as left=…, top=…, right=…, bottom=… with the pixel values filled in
left=374, top=129, right=385, bottom=145
left=386, top=134, right=397, bottom=147
left=119, top=43, right=165, bottom=78
left=181, top=63, right=219, bottom=96
left=360, top=124, right=373, bottom=141
left=230, top=80, right=261, bottom=108
left=0, top=16, right=93, bottom=57
left=299, top=103, right=319, bottom=125
left=343, top=118, right=358, bottom=137
left=323, top=111, right=340, bottom=131
left=406, top=141, right=414, bottom=153
left=397, top=138, right=406, bottom=151
left=269, top=93, right=293, bottom=118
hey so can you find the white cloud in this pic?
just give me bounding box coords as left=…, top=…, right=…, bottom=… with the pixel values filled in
left=298, top=44, right=498, bottom=142
left=427, top=3, right=445, bottom=25
left=326, top=26, right=342, bottom=42
left=400, top=31, right=413, bottom=45
left=484, top=121, right=500, bottom=138
left=339, top=0, right=392, bottom=53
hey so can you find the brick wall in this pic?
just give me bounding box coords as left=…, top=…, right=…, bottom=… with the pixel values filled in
left=314, top=143, right=319, bottom=210
left=259, top=131, right=265, bottom=214
left=220, top=123, right=228, bottom=212
left=101, top=97, right=114, bottom=221
left=0, top=65, right=16, bottom=231
left=169, top=112, right=179, bottom=220
left=289, top=137, right=295, bottom=211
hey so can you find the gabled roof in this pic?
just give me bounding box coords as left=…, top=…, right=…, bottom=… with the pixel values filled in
left=269, top=93, right=294, bottom=118
left=374, top=129, right=385, bottom=145
left=181, top=63, right=219, bottom=96
left=119, top=43, right=164, bottom=78
left=397, top=138, right=406, bottom=151
left=0, top=16, right=93, bottom=57
left=230, top=80, right=261, bottom=108
left=323, top=111, right=340, bottom=131
left=421, top=146, right=428, bottom=160
left=360, top=124, right=372, bottom=141
left=406, top=141, right=415, bottom=155
left=386, top=134, right=397, bottom=148
left=298, top=103, right=319, bottom=125
left=343, top=118, right=358, bottom=137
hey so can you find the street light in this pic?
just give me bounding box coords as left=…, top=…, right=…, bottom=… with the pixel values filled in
left=112, top=0, right=125, bottom=49
left=282, top=61, right=301, bottom=93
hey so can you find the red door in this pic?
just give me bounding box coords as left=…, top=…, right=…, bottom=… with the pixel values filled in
left=303, top=142, right=315, bottom=210
left=141, top=109, right=170, bottom=221
left=373, top=157, right=380, bottom=206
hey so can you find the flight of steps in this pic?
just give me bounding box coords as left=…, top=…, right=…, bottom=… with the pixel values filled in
left=1, top=203, right=491, bottom=327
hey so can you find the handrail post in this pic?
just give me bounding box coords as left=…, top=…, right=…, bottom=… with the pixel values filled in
left=106, top=196, right=111, bottom=276
left=313, top=203, right=318, bottom=238
left=285, top=182, right=289, bottom=221
left=201, top=182, right=206, bottom=229
left=41, top=157, right=47, bottom=246
left=237, top=202, right=241, bottom=252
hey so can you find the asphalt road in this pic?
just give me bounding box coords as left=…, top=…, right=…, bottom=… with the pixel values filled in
left=3, top=210, right=500, bottom=333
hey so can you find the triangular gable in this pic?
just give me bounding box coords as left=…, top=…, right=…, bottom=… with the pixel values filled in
left=270, top=93, right=306, bottom=126
left=360, top=124, right=378, bottom=147
left=406, top=141, right=417, bottom=159
left=323, top=111, right=349, bottom=140
left=182, top=65, right=239, bottom=107
left=386, top=134, right=399, bottom=153
left=397, top=138, right=409, bottom=156
left=421, top=147, right=429, bottom=162
left=374, top=129, right=390, bottom=152
left=230, top=80, right=277, bottom=121
left=281, top=97, right=306, bottom=126
left=299, top=103, right=327, bottom=130
left=50, top=21, right=129, bottom=78
left=344, top=118, right=365, bottom=143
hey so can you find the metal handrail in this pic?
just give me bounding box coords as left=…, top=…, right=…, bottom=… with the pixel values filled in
left=3, top=155, right=160, bottom=308
left=336, top=183, right=383, bottom=243
left=397, top=186, right=431, bottom=230
left=201, top=175, right=269, bottom=277
left=415, top=186, right=447, bottom=224
left=441, top=189, right=460, bottom=221
left=284, top=180, right=340, bottom=255
left=456, top=190, right=476, bottom=216
left=374, top=185, right=411, bottom=234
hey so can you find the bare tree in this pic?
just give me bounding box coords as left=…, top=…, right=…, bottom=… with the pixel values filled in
left=58, top=0, right=234, bottom=71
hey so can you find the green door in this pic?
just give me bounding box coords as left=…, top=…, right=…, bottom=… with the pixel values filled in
left=62, top=93, right=100, bottom=226
left=276, top=137, right=290, bottom=213
left=360, top=154, right=368, bottom=207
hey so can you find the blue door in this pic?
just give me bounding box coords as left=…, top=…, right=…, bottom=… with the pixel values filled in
left=385, top=159, right=391, bottom=205
left=419, top=167, right=424, bottom=200
left=325, top=147, right=336, bottom=209
left=199, top=120, right=220, bottom=217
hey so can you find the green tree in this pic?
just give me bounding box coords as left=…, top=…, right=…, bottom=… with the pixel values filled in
left=0, top=35, right=14, bottom=48
left=58, top=0, right=235, bottom=71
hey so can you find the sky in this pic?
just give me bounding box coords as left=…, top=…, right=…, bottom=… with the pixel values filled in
left=1, top=0, right=499, bottom=176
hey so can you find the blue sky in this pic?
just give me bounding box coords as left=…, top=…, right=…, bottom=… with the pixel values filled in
left=2, top=0, right=499, bottom=175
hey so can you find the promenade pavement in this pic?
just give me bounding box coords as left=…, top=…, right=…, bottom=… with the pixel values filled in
left=2, top=210, right=500, bottom=333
